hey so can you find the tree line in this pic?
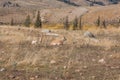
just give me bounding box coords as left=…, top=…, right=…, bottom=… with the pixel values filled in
left=63, top=16, right=83, bottom=30
left=10, top=11, right=42, bottom=28
left=64, top=15, right=120, bottom=30
left=9, top=11, right=120, bottom=30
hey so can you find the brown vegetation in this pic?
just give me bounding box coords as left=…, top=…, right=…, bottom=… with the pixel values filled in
left=0, top=0, right=120, bottom=79
left=0, top=25, right=120, bottom=80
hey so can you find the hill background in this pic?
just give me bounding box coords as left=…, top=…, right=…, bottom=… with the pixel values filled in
left=0, top=0, right=120, bottom=25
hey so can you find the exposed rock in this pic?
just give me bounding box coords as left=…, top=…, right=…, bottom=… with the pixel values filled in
left=15, top=76, right=20, bottom=79
left=83, top=66, right=88, bottom=69
left=41, top=29, right=51, bottom=33
left=9, top=75, right=16, bottom=79
left=91, top=76, right=96, bottom=79
left=1, top=51, right=5, bottom=54
left=84, top=31, right=95, bottom=38
left=30, top=77, right=35, bottom=80
left=2, top=1, right=20, bottom=8
left=75, top=69, right=80, bottom=72
left=50, top=60, right=56, bottom=64
left=98, top=58, right=106, bottom=64
left=35, top=75, right=39, bottom=78
left=63, top=66, right=67, bottom=69
left=45, top=33, right=59, bottom=36
left=110, top=66, right=120, bottom=69
left=0, top=68, right=6, bottom=72
left=92, top=58, right=96, bottom=62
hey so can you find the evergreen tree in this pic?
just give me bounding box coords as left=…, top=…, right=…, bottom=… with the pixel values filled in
left=118, top=18, right=120, bottom=27
left=96, top=16, right=101, bottom=27
left=102, top=20, right=107, bottom=29
left=64, top=16, right=69, bottom=30
left=79, top=16, right=82, bottom=30
left=73, top=16, right=78, bottom=30
left=10, top=18, right=14, bottom=26
left=24, top=15, right=31, bottom=27
left=34, top=11, right=42, bottom=28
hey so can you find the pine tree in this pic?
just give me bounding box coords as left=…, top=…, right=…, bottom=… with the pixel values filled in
left=96, top=16, right=101, bottom=27
left=73, top=16, right=78, bottom=30
left=118, top=18, right=120, bottom=27
left=24, top=15, right=31, bottom=27
left=10, top=18, right=14, bottom=26
left=79, top=16, right=82, bottom=30
left=34, top=11, right=42, bottom=28
left=64, top=16, right=69, bottom=30
left=102, top=20, right=107, bottom=29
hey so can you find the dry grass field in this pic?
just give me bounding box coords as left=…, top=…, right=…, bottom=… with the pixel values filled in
left=0, top=0, right=120, bottom=80
left=0, top=25, right=120, bottom=80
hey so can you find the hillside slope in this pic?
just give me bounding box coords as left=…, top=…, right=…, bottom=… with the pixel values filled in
left=0, top=0, right=71, bottom=9
left=0, top=0, right=120, bottom=8
left=0, top=0, right=120, bottom=24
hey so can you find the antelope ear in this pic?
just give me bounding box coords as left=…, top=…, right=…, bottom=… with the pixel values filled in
left=64, top=37, right=67, bottom=40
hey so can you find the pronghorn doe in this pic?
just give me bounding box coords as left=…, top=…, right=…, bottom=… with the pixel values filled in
left=31, top=31, right=67, bottom=46
left=50, top=35, right=67, bottom=46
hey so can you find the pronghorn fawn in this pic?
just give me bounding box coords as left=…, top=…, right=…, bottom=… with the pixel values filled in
left=31, top=33, right=43, bottom=45
left=50, top=35, right=66, bottom=46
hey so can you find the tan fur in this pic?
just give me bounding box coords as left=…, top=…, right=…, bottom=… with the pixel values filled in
left=50, top=36, right=66, bottom=46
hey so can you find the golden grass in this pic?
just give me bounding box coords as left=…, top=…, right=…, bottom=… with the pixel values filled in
left=43, top=23, right=64, bottom=29
left=0, top=26, right=120, bottom=65
left=0, top=25, right=120, bottom=80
